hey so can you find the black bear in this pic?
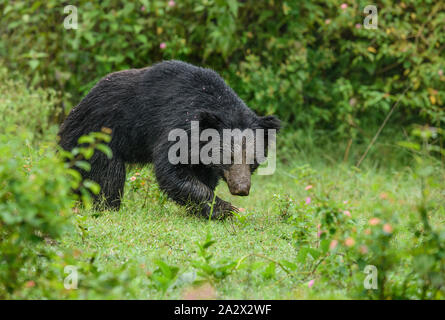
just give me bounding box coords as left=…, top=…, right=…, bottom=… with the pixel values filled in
left=59, top=60, right=280, bottom=218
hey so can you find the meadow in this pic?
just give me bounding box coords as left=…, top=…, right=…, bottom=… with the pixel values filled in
left=58, top=158, right=444, bottom=299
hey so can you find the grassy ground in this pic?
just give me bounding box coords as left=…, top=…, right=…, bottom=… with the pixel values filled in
left=59, top=157, right=444, bottom=299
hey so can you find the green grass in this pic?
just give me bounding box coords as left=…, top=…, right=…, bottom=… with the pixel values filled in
left=58, top=159, right=444, bottom=299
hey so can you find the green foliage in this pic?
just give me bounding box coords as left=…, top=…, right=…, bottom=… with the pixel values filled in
left=0, top=129, right=73, bottom=297
left=347, top=144, right=445, bottom=299
left=0, top=68, right=120, bottom=298
left=59, top=129, right=112, bottom=208
left=0, top=62, right=62, bottom=140
left=148, top=260, right=180, bottom=295
left=191, top=233, right=236, bottom=284
left=0, top=128, right=118, bottom=298
left=231, top=209, right=254, bottom=228
left=270, top=139, right=444, bottom=299
left=125, top=167, right=169, bottom=208
left=0, top=1, right=443, bottom=138
left=397, top=127, right=445, bottom=299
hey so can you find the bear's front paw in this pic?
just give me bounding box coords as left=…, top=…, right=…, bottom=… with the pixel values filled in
left=198, top=201, right=236, bottom=220
left=194, top=200, right=238, bottom=220
left=211, top=202, right=238, bottom=220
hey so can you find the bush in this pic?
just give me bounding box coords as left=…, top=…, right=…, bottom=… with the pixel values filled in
left=0, top=129, right=73, bottom=297
left=0, top=66, right=117, bottom=298
left=0, top=61, right=62, bottom=140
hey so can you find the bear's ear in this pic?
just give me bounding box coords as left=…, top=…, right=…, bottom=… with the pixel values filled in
left=258, top=115, right=281, bottom=132
left=198, top=111, right=224, bottom=129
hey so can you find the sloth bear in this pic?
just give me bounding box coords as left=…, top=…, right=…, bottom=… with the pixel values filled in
left=59, top=60, right=280, bottom=218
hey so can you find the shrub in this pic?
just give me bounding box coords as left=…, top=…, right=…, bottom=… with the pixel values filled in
left=0, top=129, right=73, bottom=297
left=0, top=61, right=62, bottom=140
left=0, top=66, right=117, bottom=297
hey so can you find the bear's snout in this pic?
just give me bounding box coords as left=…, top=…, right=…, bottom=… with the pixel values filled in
left=224, top=164, right=251, bottom=196
left=229, top=181, right=251, bottom=196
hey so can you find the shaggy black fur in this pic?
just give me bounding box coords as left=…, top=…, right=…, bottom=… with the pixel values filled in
left=58, top=60, right=280, bottom=218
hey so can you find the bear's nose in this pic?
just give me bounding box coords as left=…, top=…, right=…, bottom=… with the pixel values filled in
left=230, top=182, right=250, bottom=196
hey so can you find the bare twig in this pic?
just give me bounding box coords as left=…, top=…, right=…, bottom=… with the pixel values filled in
left=343, top=138, right=353, bottom=163
left=356, top=84, right=412, bottom=167
left=235, top=253, right=309, bottom=276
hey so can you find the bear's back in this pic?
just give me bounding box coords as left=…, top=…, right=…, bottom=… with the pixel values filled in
left=59, top=60, right=257, bottom=163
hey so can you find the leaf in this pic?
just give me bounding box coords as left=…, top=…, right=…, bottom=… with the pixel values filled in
left=262, top=262, right=276, bottom=279
left=227, top=0, right=239, bottom=17
left=297, top=247, right=309, bottom=263
left=78, top=136, right=95, bottom=144
left=281, top=260, right=297, bottom=271
left=81, top=148, right=94, bottom=160
left=74, top=160, right=91, bottom=172
left=397, top=141, right=420, bottom=151
left=96, top=144, right=113, bottom=159
left=429, top=95, right=436, bottom=105
left=28, top=60, right=39, bottom=70
left=307, top=248, right=321, bottom=260
left=203, top=239, right=216, bottom=249
left=84, top=180, right=101, bottom=194
left=320, top=239, right=330, bottom=253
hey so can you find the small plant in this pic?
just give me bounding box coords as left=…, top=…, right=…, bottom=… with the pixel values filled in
left=232, top=208, right=253, bottom=228
left=273, top=193, right=294, bottom=219
left=147, top=260, right=180, bottom=297
left=126, top=168, right=169, bottom=208
left=0, top=130, right=72, bottom=298
left=191, top=233, right=236, bottom=284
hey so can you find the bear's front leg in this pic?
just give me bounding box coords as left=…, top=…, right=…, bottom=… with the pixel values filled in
left=154, top=159, right=236, bottom=219
left=199, top=196, right=239, bottom=219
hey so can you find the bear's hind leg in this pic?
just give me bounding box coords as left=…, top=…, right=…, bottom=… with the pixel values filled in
left=90, top=155, right=126, bottom=210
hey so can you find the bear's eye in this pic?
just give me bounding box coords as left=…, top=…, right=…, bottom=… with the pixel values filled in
left=250, top=163, right=260, bottom=172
